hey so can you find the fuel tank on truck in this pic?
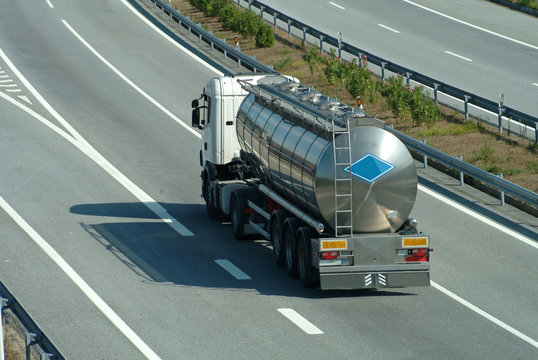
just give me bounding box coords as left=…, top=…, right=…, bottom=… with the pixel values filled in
left=236, top=80, right=417, bottom=234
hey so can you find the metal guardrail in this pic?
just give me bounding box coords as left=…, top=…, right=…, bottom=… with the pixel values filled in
left=385, top=125, right=538, bottom=208
left=241, top=0, right=537, bottom=144
left=145, top=0, right=537, bottom=207
left=1, top=281, right=65, bottom=360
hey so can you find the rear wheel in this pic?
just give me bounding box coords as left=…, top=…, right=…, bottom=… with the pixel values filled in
left=297, top=226, right=319, bottom=288
left=283, top=218, right=299, bottom=278
left=230, top=194, right=246, bottom=240
left=270, top=210, right=287, bottom=266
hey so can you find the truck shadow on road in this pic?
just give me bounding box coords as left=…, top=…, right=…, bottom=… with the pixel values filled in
left=70, top=202, right=418, bottom=299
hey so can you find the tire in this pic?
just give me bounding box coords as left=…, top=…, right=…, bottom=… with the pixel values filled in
left=204, top=174, right=219, bottom=220
left=230, top=194, right=246, bottom=240
left=297, top=227, right=319, bottom=288
left=270, top=210, right=287, bottom=266
left=283, top=218, right=299, bottom=278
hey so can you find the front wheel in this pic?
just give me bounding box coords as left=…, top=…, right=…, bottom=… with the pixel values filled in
left=230, top=194, right=246, bottom=240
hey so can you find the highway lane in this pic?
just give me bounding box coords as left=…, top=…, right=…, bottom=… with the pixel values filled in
left=0, top=0, right=536, bottom=359
left=257, top=0, right=538, bottom=116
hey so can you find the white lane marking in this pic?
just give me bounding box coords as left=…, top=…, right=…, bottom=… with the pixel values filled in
left=120, top=0, right=223, bottom=78
left=418, top=185, right=537, bottom=249
left=6, top=89, right=21, bottom=93
left=0, top=75, right=9, bottom=79
left=329, top=2, right=345, bottom=10
left=0, top=83, right=17, bottom=88
left=45, top=0, right=54, bottom=9
left=432, top=281, right=538, bottom=349
left=0, top=79, right=13, bottom=83
left=533, top=83, right=538, bottom=87
left=0, top=48, right=194, bottom=237
left=17, top=95, right=32, bottom=105
left=444, top=50, right=472, bottom=62
left=378, top=24, right=400, bottom=34
left=403, top=0, right=538, bottom=51
left=61, top=20, right=202, bottom=140
left=214, top=259, right=252, bottom=280
left=278, top=308, right=324, bottom=335
left=0, top=195, right=163, bottom=360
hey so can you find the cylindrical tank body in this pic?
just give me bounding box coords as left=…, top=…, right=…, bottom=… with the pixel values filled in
left=236, top=93, right=417, bottom=233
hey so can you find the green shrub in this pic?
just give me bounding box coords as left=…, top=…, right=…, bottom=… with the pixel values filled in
left=302, top=47, right=323, bottom=74
left=206, top=0, right=230, bottom=17
left=321, top=49, right=355, bottom=85
left=218, top=3, right=238, bottom=28
left=230, top=10, right=260, bottom=36
left=380, top=75, right=408, bottom=118
left=344, top=64, right=372, bottom=98
left=255, top=23, right=275, bottom=48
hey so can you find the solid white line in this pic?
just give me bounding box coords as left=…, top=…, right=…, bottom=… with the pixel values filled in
left=403, top=0, right=538, bottom=51
left=329, top=2, right=345, bottom=10
left=0, top=195, right=163, bottom=360
left=444, top=50, right=472, bottom=62
left=119, top=0, right=223, bottom=78
left=418, top=185, right=537, bottom=249
left=45, top=0, right=54, bottom=9
left=278, top=308, right=324, bottom=335
left=61, top=20, right=202, bottom=140
left=214, top=259, right=252, bottom=280
left=0, top=48, right=194, bottom=237
left=378, top=24, right=400, bottom=34
left=431, top=281, right=538, bottom=348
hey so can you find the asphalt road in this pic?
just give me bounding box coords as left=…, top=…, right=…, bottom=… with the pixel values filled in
left=0, top=0, right=536, bottom=359
left=260, top=0, right=538, bottom=116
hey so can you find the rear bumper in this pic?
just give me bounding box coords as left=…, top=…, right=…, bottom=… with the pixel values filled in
left=319, top=264, right=430, bottom=290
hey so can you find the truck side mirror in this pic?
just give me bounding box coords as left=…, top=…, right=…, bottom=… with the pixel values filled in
left=192, top=107, right=201, bottom=128
left=191, top=99, right=199, bottom=108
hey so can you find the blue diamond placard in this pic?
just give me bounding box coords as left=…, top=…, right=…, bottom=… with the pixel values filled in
left=344, top=154, right=395, bottom=183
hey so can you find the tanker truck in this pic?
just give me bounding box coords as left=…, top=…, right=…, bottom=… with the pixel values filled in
left=191, top=74, right=431, bottom=290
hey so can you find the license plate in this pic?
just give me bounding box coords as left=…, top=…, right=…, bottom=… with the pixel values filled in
left=321, top=239, right=347, bottom=250
left=402, top=237, right=428, bottom=247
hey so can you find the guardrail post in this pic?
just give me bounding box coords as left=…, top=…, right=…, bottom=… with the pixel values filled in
left=358, top=52, right=363, bottom=67
left=319, top=35, right=324, bottom=53
left=237, top=0, right=241, bottom=10
left=534, top=121, right=537, bottom=145
left=273, top=14, right=277, bottom=31
left=26, top=332, right=38, bottom=360
left=458, top=156, right=464, bottom=185
left=1, top=296, right=7, bottom=360
left=381, top=62, right=387, bottom=83
left=287, top=19, right=291, bottom=39
left=303, top=27, right=307, bottom=45
left=260, top=6, right=265, bottom=19
left=405, top=72, right=411, bottom=86
left=248, top=0, right=252, bottom=10
left=498, top=173, right=505, bottom=205
left=433, top=83, right=439, bottom=104
left=40, top=354, right=53, bottom=360
left=464, top=95, right=471, bottom=121
left=422, top=139, right=428, bottom=168
left=498, top=93, right=504, bottom=134
left=338, top=32, right=342, bottom=58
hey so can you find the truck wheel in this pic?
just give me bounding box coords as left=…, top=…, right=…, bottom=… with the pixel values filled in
left=270, top=210, right=287, bottom=266
left=297, top=227, right=319, bottom=288
left=204, top=176, right=218, bottom=220
left=283, top=218, right=299, bottom=278
left=230, top=194, right=246, bottom=240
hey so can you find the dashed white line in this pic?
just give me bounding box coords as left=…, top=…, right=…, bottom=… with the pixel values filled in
left=0, top=195, right=163, bottom=360
left=378, top=24, right=400, bottom=34
left=418, top=185, right=537, bottom=249
left=6, top=89, right=21, bottom=93
left=532, top=83, right=538, bottom=87
left=214, top=259, right=251, bottom=280
left=0, top=83, right=17, bottom=88
left=278, top=308, right=324, bottom=335
left=329, top=2, right=345, bottom=10
left=403, top=0, right=538, bottom=51
left=0, top=79, right=13, bottom=83
left=444, top=50, right=472, bottom=62
left=0, top=74, right=9, bottom=79
left=432, top=281, right=538, bottom=349
left=45, top=0, right=54, bottom=8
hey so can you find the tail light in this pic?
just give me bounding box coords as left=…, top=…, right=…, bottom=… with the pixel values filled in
left=405, top=248, right=429, bottom=262
left=320, top=251, right=338, bottom=260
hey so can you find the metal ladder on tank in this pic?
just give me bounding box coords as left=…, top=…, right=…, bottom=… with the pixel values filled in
left=331, top=116, right=353, bottom=237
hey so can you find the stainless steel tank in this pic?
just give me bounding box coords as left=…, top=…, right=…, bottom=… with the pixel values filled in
left=236, top=84, right=417, bottom=234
